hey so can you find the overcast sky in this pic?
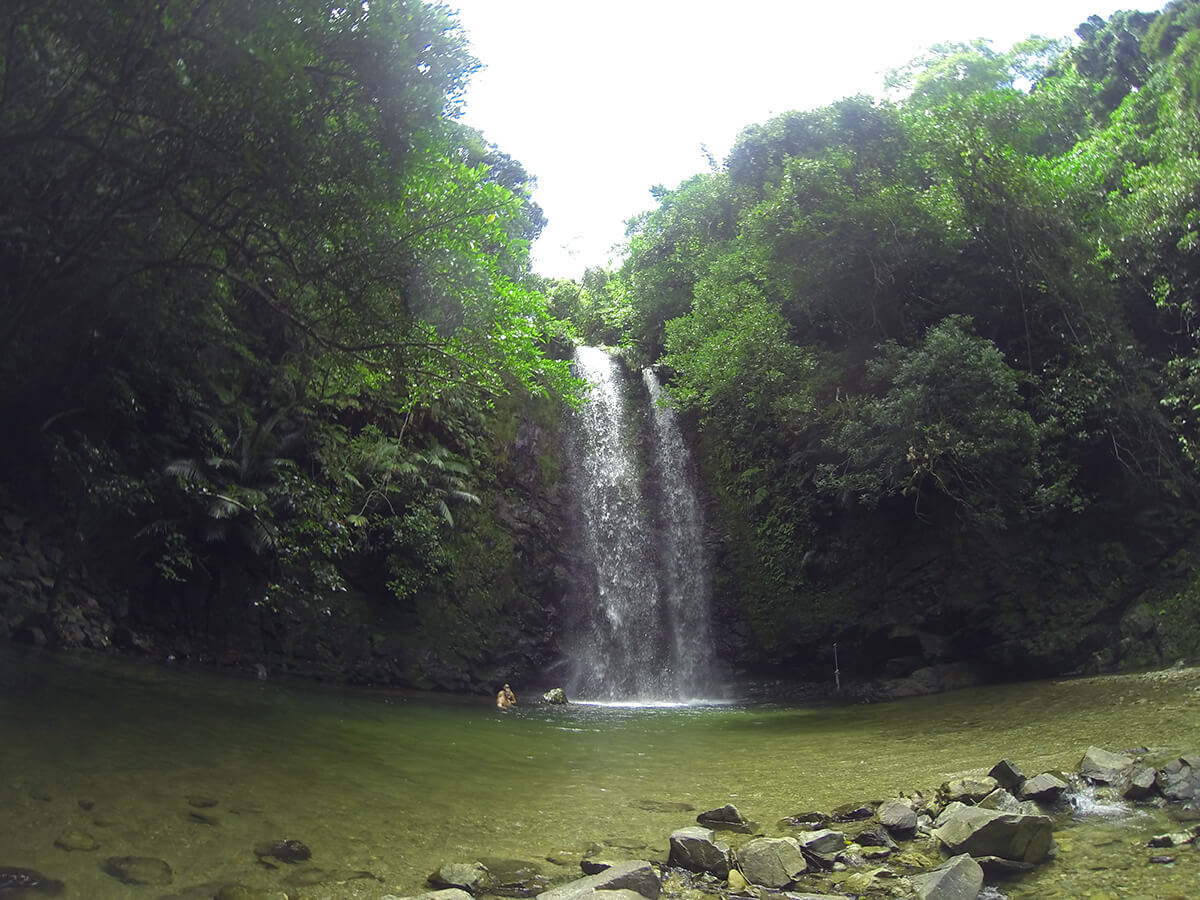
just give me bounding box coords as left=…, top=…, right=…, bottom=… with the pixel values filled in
left=448, top=1, right=1148, bottom=280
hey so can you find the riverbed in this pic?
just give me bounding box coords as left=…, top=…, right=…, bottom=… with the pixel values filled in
left=1, top=648, right=1197, bottom=898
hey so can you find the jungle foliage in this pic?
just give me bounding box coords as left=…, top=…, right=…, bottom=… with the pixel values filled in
left=574, top=1, right=1200, bottom=674
left=0, top=0, right=575, bottom=679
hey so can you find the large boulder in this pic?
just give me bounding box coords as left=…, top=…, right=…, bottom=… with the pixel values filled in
left=735, top=837, right=807, bottom=888
left=1158, top=755, right=1200, bottom=801
left=1078, top=746, right=1136, bottom=786
left=667, top=827, right=729, bottom=878
left=931, top=803, right=1053, bottom=864
left=535, top=860, right=660, bottom=900
left=909, top=853, right=983, bottom=900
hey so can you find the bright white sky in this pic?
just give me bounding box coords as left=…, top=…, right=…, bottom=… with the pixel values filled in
left=448, top=1, right=1146, bottom=280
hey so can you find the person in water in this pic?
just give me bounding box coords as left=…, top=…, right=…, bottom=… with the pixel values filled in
left=496, top=683, right=517, bottom=709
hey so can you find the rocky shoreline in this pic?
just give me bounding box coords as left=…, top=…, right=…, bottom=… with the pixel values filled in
left=413, top=745, right=1199, bottom=900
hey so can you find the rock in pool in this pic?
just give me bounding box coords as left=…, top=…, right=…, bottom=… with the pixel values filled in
left=0, top=867, right=65, bottom=896
left=102, top=856, right=173, bottom=886
left=253, top=839, right=312, bottom=864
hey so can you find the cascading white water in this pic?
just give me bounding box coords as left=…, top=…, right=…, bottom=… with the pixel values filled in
left=561, top=346, right=720, bottom=703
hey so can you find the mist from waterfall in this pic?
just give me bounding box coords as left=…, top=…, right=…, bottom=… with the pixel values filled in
left=561, top=346, right=720, bottom=703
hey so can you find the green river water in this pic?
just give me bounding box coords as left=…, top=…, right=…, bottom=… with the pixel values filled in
left=1, top=647, right=1197, bottom=899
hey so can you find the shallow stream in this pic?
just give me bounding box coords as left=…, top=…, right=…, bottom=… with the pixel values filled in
left=1, top=648, right=1197, bottom=898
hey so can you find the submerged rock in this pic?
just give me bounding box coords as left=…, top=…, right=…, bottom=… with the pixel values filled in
left=102, top=856, right=173, bottom=886
left=252, top=839, right=311, bottom=864
left=280, top=868, right=377, bottom=888
left=0, top=866, right=64, bottom=896
left=53, top=828, right=98, bottom=851
left=696, top=804, right=752, bottom=832
left=428, top=862, right=490, bottom=893
left=478, top=858, right=549, bottom=897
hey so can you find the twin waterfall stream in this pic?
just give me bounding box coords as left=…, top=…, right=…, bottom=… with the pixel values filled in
left=560, top=346, right=720, bottom=703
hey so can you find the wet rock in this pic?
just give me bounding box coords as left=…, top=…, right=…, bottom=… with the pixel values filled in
left=0, top=866, right=64, bottom=896
left=795, top=828, right=847, bottom=866
left=252, top=839, right=311, bottom=864
left=53, top=828, right=98, bottom=851
left=854, top=825, right=898, bottom=850
left=1157, top=755, right=1200, bottom=801
left=1124, top=764, right=1158, bottom=800
left=909, top=853, right=983, bottom=900
left=975, top=856, right=1035, bottom=878
left=478, top=858, right=549, bottom=897
left=932, top=803, right=1053, bottom=864
left=1148, top=854, right=1177, bottom=864
left=187, top=811, right=219, bottom=826
left=395, top=891, right=474, bottom=900
left=579, top=859, right=618, bottom=876
left=1148, top=832, right=1195, bottom=848
left=667, top=827, right=729, bottom=878
left=939, top=776, right=997, bottom=804
left=185, top=795, right=218, bottom=809
left=429, top=862, right=491, bottom=893
left=1079, top=746, right=1136, bottom=786
left=988, top=759, right=1026, bottom=791
left=778, top=811, right=830, bottom=830
left=735, top=836, right=808, bottom=888
left=976, top=789, right=1034, bottom=814
left=878, top=798, right=917, bottom=839
left=543, top=688, right=568, bottom=704
left=155, top=881, right=241, bottom=900
left=830, top=801, right=875, bottom=822
left=1018, top=772, right=1068, bottom=802
left=696, top=804, right=752, bottom=832
left=535, top=859, right=660, bottom=900
left=102, top=856, right=173, bottom=886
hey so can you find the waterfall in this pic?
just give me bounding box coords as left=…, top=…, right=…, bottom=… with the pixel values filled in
left=561, top=346, right=720, bottom=703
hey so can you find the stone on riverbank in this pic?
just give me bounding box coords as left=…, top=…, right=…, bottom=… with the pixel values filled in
left=987, top=759, right=1025, bottom=791
left=939, top=776, right=997, bottom=805
left=878, top=798, right=917, bottom=839
left=1017, top=772, right=1068, bottom=802
left=696, top=804, right=753, bottom=832
left=735, top=836, right=808, bottom=888
left=535, top=859, right=660, bottom=900
left=667, top=828, right=729, bottom=878
left=794, top=828, right=847, bottom=866
left=931, top=803, right=1053, bottom=863
left=1079, top=746, right=1136, bottom=785
left=429, top=861, right=491, bottom=894
left=1157, top=754, right=1200, bottom=801
left=909, top=853, right=983, bottom=900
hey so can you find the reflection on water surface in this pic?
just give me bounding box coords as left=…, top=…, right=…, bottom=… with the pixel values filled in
left=0, top=647, right=1197, bottom=898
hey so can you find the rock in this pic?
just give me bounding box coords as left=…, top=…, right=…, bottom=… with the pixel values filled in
left=53, top=827, right=99, bottom=851
left=735, top=837, right=808, bottom=888
left=429, top=862, right=491, bottom=893
left=185, top=795, right=218, bottom=808
left=187, top=811, right=219, bottom=826
left=778, top=811, right=830, bottom=830
left=1124, top=765, right=1158, bottom=800
left=1158, top=755, right=1200, bottom=801
left=974, top=856, right=1035, bottom=878
left=987, top=759, right=1026, bottom=791
left=77, top=799, right=95, bottom=811
left=976, top=789, right=1035, bottom=814
left=478, top=858, right=549, bottom=897
left=668, top=827, right=729, bottom=877
left=1148, top=854, right=1176, bottom=864
left=102, top=856, right=173, bottom=886
left=696, top=804, right=751, bottom=831
left=854, top=825, right=898, bottom=849
left=635, top=800, right=694, bottom=813
left=0, top=866, right=65, bottom=895
left=795, top=828, right=846, bottom=866
left=726, top=868, right=748, bottom=892
left=535, top=859, right=660, bottom=900
left=1148, top=832, right=1195, bottom=848
left=1018, top=772, right=1068, bottom=802
left=940, top=776, right=997, bottom=804
left=878, top=798, right=917, bottom=839
left=830, top=801, right=875, bottom=822
left=396, top=891, right=474, bottom=900
left=252, top=839, right=311, bottom=864
left=1079, top=746, right=1136, bottom=785
left=909, top=853, right=983, bottom=900
left=931, top=803, right=1053, bottom=864
left=543, top=688, right=568, bottom=704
